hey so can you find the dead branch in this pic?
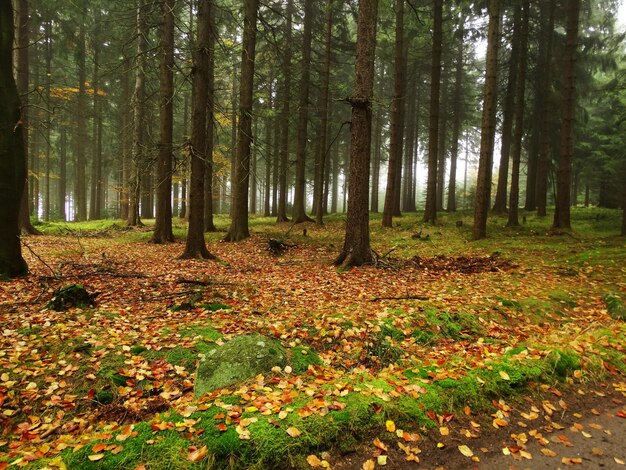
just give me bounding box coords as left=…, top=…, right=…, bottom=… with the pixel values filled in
left=366, top=294, right=430, bottom=302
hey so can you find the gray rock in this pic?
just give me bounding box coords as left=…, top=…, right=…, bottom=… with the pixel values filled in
left=194, top=334, right=286, bottom=397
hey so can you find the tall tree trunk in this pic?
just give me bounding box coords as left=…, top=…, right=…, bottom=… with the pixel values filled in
left=74, top=0, right=88, bottom=221
left=552, top=0, right=580, bottom=232
left=181, top=0, right=215, bottom=258
left=276, top=0, right=292, bottom=223
left=492, top=5, right=521, bottom=214
left=335, top=0, right=378, bottom=267
left=58, top=128, right=67, bottom=220
left=447, top=25, right=464, bottom=213
left=119, top=56, right=131, bottom=221
left=436, top=66, right=449, bottom=211
left=271, top=103, right=279, bottom=216
left=15, top=0, right=38, bottom=233
left=382, top=0, right=406, bottom=227
left=0, top=0, right=28, bottom=276
left=331, top=139, right=339, bottom=213
left=292, top=0, right=314, bottom=223
left=204, top=0, right=217, bottom=232
left=264, top=83, right=273, bottom=217
left=152, top=0, right=176, bottom=242
left=43, top=17, right=52, bottom=221
left=249, top=120, right=257, bottom=214
left=536, top=0, right=556, bottom=216
left=224, top=0, right=259, bottom=241
left=314, top=0, right=333, bottom=225
left=402, top=62, right=417, bottom=212
left=507, top=1, right=529, bottom=227
left=89, top=9, right=102, bottom=220
left=472, top=0, right=500, bottom=240
left=127, top=0, right=147, bottom=227
left=370, top=90, right=383, bottom=213
left=423, top=0, right=442, bottom=224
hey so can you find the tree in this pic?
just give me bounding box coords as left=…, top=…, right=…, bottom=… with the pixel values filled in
left=224, top=0, right=259, bottom=242
left=382, top=0, right=406, bottom=228
left=447, top=21, right=465, bottom=213
left=335, top=0, right=378, bottom=268
left=423, top=0, right=443, bottom=224
left=472, top=0, right=500, bottom=240
left=507, top=0, right=529, bottom=228
left=152, top=0, right=176, bottom=243
left=292, top=0, right=314, bottom=224
left=181, top=0, right=216, bottom=258
left=0, top=1, right=28, bottom=277
left=552, top=0, right=581, bottom=232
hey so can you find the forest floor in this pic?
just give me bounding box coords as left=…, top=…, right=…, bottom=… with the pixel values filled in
left=0, top=208, right=625, bottom=469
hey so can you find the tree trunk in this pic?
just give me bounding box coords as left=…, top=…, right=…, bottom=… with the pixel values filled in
left=43, top=17, right=52, bottom=221
left=536, top=0, right=556, bottom=217
left=382, top=0, right=406, bottom=228
left=204, top=0, right=217, bottom=232
left=292, top=0, right=314, bottom=223
left=58, top=129, right=67, bottom=220
left=423, top=0, right=442, bottom=224
left=74, top=0, right=88, bottom=221
left=152, top=0, right=176, bottom=242
left=472, top=0, right=500, bottom=240
left=89, top=9, right=102, bottom=220
left=552, top=0, right=580, bottom=232
left=128, top=0, right=147, bottom=227
left=370, top=65, right=384, bottom=213
left=447, top=24, right=464, bottom=213
left=436, top=66, right=449, bottom=212
left=224, top=0, right=259, bottom=241
left=507, top=0, right=529, bottom=227
left=0, top=1, right=28, bottom=277
left=402, top=63, right=417, bottom=212
left=181, top=0, right=215, bottom=258
left=335, top=0, right=378, bottom=268
left=264, top=85, right=273, bottom=217
left=276, top=0, right=293, bottom=223
left=492, top=5, right=521, bottom=214
left=314, top=0, right=333, bottom=225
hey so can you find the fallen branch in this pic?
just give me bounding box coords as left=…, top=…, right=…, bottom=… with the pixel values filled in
left=21, top=239, right=58, bottom=278
left=367, top=294, right=430, bottom=302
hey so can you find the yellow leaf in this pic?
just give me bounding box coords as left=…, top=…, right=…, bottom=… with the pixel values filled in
left=286, top=427, right=301, bottom=438
left=458, top=445, right=474, bottom=457
left=362, top=460, right=375, bottom=470
left=499, top=371, right=510, bottom=381
left=540, top=448, right=557, bottom=457
left=385, top=420, right=396, bottom=432
left=306, top=455, right=322, bottom=468
left=377, top=454, right=388, bottom=465
left=615, top=457, right=625, bottom=465
left=88, top=454, right=105, bottom=462
left=439, top=426, right=449, bottom=436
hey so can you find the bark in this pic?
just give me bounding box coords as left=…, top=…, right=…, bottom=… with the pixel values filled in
left=536, top=0, right=556, bottom=216
left=552, top=0, right=580, bottom=232
left=314, top=0, right=333, bottom=225
left=204, top=0, right=217, bottom=232
left=492, top=5, right=521, bottom=214
left=15, top=0, right=39, bottom=234
left=224, top=0, right=259, bottom=242
left=507, top=0, right=529, bottom=227
left=292, top=0, right=314, bottom=223
left=0, top=1, right=28, bottom=277
left=181, top=0, right=216, bottom=258
left=276, top=0, right=293, bottom=223
left=447, top=25, right=464, bottom=213
left=89, top=10, right=102, bottom=220
left=370, top=89, right=382, bottom=213
left=402, top=63, right=417, bottom=212
left=335, top=0, right=378, bottom=268
left=43, top=17, right=52, bottom=221
left=128, top=0, right=147, bottom=227
left=472, top=0, right=500, bottom=240
left=264, top=87, right=273, bottom=217
left=382, top=0, right=406, bottom=228
left=58, top=129, right=67, bottom=220
left=436, top=66, right=449, bottom=212
left=74, top=0, right=88, bottom=221
left=152, top=0, right=176, bottom=243
left=423, top=0, right=443, bottom=224
left=119, top=56, right=131, bottom=221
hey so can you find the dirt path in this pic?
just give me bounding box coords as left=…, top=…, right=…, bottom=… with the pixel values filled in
left=332, top=383, right=626, bottom=469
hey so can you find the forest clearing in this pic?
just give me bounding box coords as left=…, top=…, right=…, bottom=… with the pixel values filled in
left=1, top=210, right=625, bottom=469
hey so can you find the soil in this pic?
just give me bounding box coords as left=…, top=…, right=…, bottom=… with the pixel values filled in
left=331, top=382, right=626, bottom=469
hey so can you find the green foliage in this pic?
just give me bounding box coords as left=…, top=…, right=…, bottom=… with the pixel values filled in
left=603, top=292, right=626, bottom=320
left=47, top=284, right=97, bottom=311
left=288, top=346, right=322, bottom=373
left=410, top=309, right=483, bottom=344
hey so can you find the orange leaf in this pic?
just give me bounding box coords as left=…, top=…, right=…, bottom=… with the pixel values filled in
left=362, top=460, right=375, bottom=470
left=286, top=427, right=301, bottom=438
left=92, top=443, right=107, bottom=453
left=187, top=446, right=208, bottom=462
left=373, top=437, right=388, bottom=452
left=306, top=455, right=322, bottom=467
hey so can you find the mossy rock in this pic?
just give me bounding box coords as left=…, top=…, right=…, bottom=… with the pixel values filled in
left=47, top=284, right=98, bottom=311
left=194, top=334, right=286, bottom=397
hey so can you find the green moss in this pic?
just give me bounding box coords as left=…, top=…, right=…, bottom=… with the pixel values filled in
left=545, top=349, right=580, bottom=378
left=603, top=293, right=626, bottom=320
left=129, top=345, right=147, bottom=355
left=288, top=346, right=322, bottom=374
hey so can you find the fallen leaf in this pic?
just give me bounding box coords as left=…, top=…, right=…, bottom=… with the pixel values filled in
left=458, top=445, right=474, bottom=457
left=286, top=427, right=301, bottom=438
left=377, top=455, right=388, bottom=465
left=187, top=446, right=208, bottom=462
left=385, top=420, right=396, bottom=432
left=306, top=455, right=322, bottom=468
left=373, top=437, right=388, bottom=452
left=439, top=426, right=449, bottom=436
left=499, top=371, right=510, bottom=380
left=540, top=448, right=557, bottom=457
left=88, top=454, right=105, bottom=462
left=362, top=459, right=375, bottom=470
left=615, top=457, right=625, bottom=465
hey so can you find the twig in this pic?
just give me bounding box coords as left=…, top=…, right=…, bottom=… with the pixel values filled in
left=21, top=239, right=58, bottom=277
left=367, top=295, right=430, bottom=302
